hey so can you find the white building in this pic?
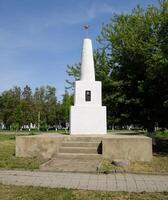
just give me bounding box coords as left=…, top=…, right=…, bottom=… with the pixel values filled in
left=70, top=37, right=107, bottom=135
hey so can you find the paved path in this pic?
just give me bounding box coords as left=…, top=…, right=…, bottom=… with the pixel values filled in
left=0, top=170, right=167, bottom=192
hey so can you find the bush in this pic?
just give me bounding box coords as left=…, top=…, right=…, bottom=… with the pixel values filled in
left=39, top=121, right=48, bottom=132
left=10, top=123, right=20, bottom=131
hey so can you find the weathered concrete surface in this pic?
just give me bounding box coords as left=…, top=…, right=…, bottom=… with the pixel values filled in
left=16, top=134, right=64, bottom=159
left=103, top=135, right=152, bottom=161
left=40, top=158, right=101, bottom=172
left=16, top=134, right=103, bottom=159
left=16, top=134, right=152, bottom=162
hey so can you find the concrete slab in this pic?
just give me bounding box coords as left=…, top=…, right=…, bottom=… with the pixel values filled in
left=40, top=158, right=101, bottom=172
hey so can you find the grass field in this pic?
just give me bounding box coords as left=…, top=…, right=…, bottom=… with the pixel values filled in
left=0, top=184, right=167, bottom=200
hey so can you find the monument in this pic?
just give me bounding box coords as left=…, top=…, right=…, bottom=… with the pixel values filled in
left=70, top=27, right=107, bottom=135
left=16, top=28, right=152, bottom=163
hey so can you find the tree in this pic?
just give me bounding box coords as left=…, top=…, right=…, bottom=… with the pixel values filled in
left=22, top=85, right=32, bottom=100
left=45, top=86, right=57, bottom=128
left=34, top=86, right=46, bottom=130
left=21, top=85, right=34, bottom=130
left=0, top=85, right=71, bottom=131
left=0, top=87, right=22, bottom=129
left=61, top=91, right=73, bottom=126
left=98, top=1, right=168, bottom=133
left=66, top=63, right=81, bottom=91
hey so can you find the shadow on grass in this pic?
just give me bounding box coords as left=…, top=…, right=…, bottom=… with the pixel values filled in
left=153, top=137, right=168, bottom=154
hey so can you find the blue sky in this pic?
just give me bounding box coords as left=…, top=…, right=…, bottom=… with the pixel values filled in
left=0, top=0, right=159, bottom=99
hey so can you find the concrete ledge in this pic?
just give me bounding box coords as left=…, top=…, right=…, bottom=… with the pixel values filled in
left=16, top=134, right=64, bottom=159
left=103, top=135, right=152, bottom=161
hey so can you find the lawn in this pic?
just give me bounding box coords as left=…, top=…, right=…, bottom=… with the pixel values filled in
left=0, top=134, right=45, bottom=170
left=0, top=184, right=167, bottom=200
left=98, top=153, right=168, bottom=174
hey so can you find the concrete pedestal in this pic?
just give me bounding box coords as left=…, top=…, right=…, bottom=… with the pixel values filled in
left=70, top=106, right=106, bottom=134
left=16, top=134, right=152, bottom=162
left=102, top=135, right=152, bottom=162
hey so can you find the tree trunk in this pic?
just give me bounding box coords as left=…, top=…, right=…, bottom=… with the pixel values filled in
left=38, top=111, right=40, bottom=131
left=147, top=122, right=156, bottom=145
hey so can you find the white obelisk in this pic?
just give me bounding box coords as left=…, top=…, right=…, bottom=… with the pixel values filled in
left=70, top=30, right=107, bottom=135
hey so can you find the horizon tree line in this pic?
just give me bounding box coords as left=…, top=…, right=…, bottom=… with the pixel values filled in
left=0, top=85, right=73, bottom=131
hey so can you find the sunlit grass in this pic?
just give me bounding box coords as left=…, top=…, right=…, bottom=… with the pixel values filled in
left=0, top=184, right=167, bottom=200
left=98, top=153, right=168, bottom=174
left=0, top=134, right=45, bottom=170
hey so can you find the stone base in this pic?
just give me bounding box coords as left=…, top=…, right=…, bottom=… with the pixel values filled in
left=15, top=134, right=64, bottom=159
left=103, top=135, right=152, bottom=162
left=16, top=134, right=152, bottom=162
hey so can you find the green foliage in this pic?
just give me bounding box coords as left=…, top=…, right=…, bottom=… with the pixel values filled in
left=156, top=130, right=168, bottom=139
left=66, top=63, right=81, bottom=90
left=11, top=123, right=20, bottom=131
left=61, top=91, right=73, bottom=126
left=0, top=85, right=73, bottom=131
left=0, top=87, right=22, bottom=129
left=39, top=120, right=48, bottom=132
left=98, top=1, right=168, bottom=132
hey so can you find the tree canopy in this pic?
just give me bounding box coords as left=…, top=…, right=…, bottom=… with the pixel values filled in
left=0, top=85, right=72, bottom=131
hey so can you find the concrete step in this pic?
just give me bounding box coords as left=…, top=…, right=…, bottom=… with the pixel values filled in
left=59, top=147, right=98, bottom=154
left=57, top=153, right=102, bottom=159
left=61, top=141, right=100, bottom=148
left=40, top=158, right=101, bottom=172
left=64, top=136, right=103, bottom=142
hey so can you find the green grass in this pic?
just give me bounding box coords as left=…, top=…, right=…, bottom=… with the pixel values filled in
left=98, top=153, right=168, bottom=174
left=0, top=129, right=67, bottom=134
left=156, top=130, right=168, bottom=139
left=154, top=130, right=168, bottom=153
left=0, top=184, right=167, bottom=200
left=0, top=134, right=16, bottom=141
left=0, top=134, right=45, bottom=170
